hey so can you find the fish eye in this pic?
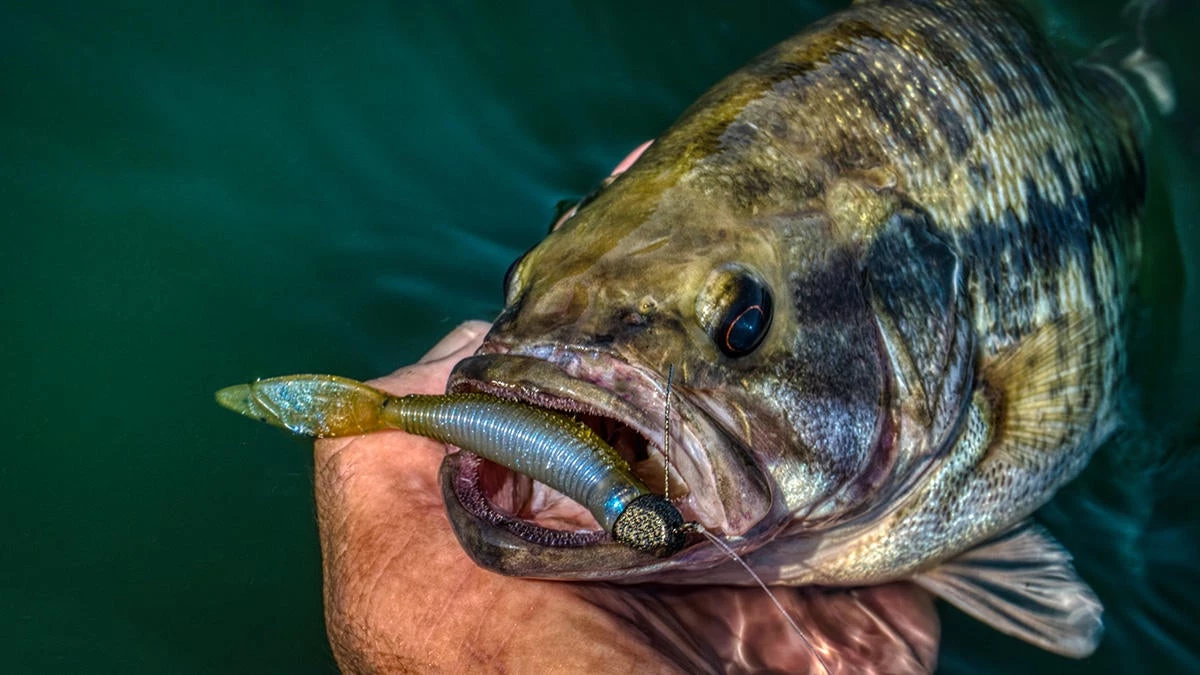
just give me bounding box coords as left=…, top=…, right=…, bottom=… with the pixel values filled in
left=697, top=266, right=774, bottom=358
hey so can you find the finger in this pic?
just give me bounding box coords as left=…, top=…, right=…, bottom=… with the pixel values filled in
left=609, top=139, right=653, bottom=177
left=418, top=320, right=491, bottom=364
left=552, top=140, right=655, bottom=231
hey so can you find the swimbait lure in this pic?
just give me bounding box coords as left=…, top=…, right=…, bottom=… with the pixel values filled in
left=216, top=375, right=687, bottom=557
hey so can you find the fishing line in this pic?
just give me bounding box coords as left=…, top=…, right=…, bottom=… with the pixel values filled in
left=664, top=364, right=674, bottom=502
left=686, top=523, right=832, bottom=675
left=660, top=365, right=829, bottom=674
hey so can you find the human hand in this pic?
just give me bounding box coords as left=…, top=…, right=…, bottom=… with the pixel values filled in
left=313, top=141, right=938, bottom=672
left=314, top=321, right=693, bottom=671
left=313, top=321, right=939, bottom=673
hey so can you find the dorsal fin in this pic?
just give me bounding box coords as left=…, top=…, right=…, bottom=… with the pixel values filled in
left=915, top=520, right=1103, bottom=658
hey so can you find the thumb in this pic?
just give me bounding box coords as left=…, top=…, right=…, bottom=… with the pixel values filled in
left=418, top=320, right=491, bottom=364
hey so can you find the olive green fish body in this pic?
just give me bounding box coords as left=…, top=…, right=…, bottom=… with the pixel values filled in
left=624, top=0, right=1147, bottom=586
left=471, top=0, right=1145, bottom=656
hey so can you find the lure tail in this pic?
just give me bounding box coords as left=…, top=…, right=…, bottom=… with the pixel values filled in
left=215, top=375, right=393, bottom=438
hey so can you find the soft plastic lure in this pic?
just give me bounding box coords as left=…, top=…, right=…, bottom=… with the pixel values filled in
left=216, top=375, right=687, bottom=557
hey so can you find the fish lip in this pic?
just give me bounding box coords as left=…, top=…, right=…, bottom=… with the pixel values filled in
left=440, top=452, right=670, bottom=577
left=440, top=347, right=775, bottom=578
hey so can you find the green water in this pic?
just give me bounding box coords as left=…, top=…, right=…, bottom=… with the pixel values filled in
left=4, top=1, right=1197, bottom=672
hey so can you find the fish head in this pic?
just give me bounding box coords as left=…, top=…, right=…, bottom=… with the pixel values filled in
left=442, top=142, right=936, bottom=581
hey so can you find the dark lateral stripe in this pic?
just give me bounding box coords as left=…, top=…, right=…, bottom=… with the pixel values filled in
left=962, top=205, right=1057, bottom=342
left=870, top=35, right=973, bottom=159
left=912, top=22, right=993, bottom=132
left=831, top=47, right=929, bottom=157
left=1024, top=174, right=1098, bottom=297
left=954, top=155, right=1133, bottom=343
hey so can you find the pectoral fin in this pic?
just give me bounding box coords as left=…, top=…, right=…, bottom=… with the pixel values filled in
left=978, top=312, right=1113, bottom=467
left=914, top=521, right=1102, bottom=658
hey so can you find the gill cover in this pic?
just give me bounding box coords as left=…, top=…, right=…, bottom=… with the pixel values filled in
left=866, top=208, right=975, bottom=458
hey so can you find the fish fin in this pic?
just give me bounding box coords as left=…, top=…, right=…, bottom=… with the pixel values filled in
left=1082, top=0, right=1173, bottom=117
left=978, top=313, right=1114, bottom=467
left=866, top=207, right=974, bottom=445
left=914, top=520, right=1103, bottom=658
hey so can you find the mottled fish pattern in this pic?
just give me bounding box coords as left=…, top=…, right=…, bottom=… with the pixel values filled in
left=214, top=0, right=1150, bottom=664
left=595, top=0, right=1145, bottom=585
left=462, top=0, right=1147, bottom=659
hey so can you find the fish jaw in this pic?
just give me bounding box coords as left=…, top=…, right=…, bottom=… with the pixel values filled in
left=441, top=349, right=781, bottom=579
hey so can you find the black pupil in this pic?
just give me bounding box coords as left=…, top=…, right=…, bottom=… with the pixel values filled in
left=717, top=277, right=772, bottom=357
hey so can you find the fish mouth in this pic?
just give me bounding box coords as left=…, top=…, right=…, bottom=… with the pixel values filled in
left=442, top=349, right=775, bottom=579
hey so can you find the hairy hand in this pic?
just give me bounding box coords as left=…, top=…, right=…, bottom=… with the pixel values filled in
left=313, top=322, right=682, bottom=671
left=313, top=321, right=939, bottom=673
left=313, top=142, right=937, bottom=673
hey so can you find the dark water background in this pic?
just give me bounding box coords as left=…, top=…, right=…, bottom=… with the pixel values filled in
left=4, top=1, right=1198, bottom=671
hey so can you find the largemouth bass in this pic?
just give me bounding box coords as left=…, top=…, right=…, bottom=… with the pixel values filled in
left=441, top=0, right=1145, bottom=659
left=219, top=0, right=1149, bottom=667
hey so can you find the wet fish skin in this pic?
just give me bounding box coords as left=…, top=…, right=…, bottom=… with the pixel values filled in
left=447, top=0, right=1145, bottom=658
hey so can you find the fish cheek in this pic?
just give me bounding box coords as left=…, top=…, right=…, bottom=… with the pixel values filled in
left=744, top=249, right=888, bottom=514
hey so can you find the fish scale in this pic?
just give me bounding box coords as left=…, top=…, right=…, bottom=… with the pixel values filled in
left=663, top=0, right=1139, bottom=571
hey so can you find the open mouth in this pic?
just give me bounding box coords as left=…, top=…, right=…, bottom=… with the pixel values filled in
left=446, top=364, right=688, bottom=550
left=439, top=350, right=774, bottom=578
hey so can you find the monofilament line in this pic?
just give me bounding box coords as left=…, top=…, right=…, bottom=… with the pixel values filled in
left=686, top=523, right=832, bottom=675
left=664, top=364, right=674, bottom=502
